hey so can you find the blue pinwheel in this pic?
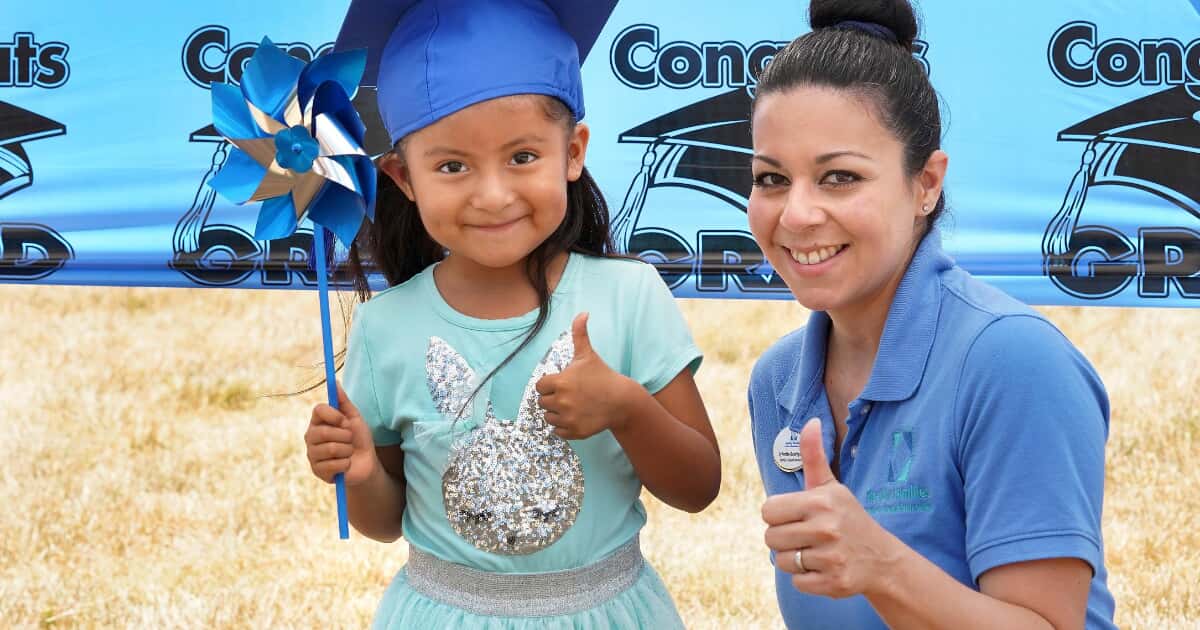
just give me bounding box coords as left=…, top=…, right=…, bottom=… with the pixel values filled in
left=209, top=37, right=375, bottom=246
left=208, top=38, right=376, bottom=539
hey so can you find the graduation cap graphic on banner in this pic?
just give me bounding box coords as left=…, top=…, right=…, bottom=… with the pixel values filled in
left=1043, top=85, right=1200, bottom=258
left=0, top=101, right=66, bottom=201
left=612, top=88, right=753, bottom=252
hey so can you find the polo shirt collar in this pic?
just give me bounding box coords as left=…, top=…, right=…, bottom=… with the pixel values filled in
left=778, top=228, right=952, bottom=414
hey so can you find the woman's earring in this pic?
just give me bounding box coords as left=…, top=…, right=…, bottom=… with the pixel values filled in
left=922, top=204, right=930, bottom=214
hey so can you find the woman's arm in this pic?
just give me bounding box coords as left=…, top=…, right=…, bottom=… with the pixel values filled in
left=868, top=542, right=1091, bottom=629
left=765, top=419, right=1092, bottom=630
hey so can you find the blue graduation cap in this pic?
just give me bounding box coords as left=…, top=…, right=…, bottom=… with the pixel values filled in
left=334, top=0, right=618, bottom=145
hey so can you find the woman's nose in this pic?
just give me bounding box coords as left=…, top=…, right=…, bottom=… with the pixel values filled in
left=778, top=187, right=826, bottom=231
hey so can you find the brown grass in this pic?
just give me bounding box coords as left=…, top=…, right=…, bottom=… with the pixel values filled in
left=0, top=285, right=1196, bottom=628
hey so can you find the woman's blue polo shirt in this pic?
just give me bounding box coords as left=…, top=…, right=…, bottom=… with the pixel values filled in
left=748, top=230, right=1117, bottom=629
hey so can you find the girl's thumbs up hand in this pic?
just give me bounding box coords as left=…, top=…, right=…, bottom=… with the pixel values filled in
left=305, top=383, right=378, bottom=486
left=535, top=312, right=635, bottom=440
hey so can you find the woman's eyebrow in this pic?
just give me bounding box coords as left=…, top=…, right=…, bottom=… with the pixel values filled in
left=816, top=150, right=872, bottom=164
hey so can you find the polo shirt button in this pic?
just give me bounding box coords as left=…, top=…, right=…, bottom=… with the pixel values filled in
left=861, top=403, right=872, bottom=415
left=850, top=445, right=859, bottom=458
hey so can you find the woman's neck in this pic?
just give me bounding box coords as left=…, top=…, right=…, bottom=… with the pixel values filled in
left=434, top=250, right=570, bottom=320
left=823, top=239, right=918, bottom=406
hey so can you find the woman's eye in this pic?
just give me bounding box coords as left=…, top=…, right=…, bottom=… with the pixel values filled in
left=438, top=161, right=467, bottom=174
left=752, top=172, right=788, bottom=188
left=511, top=151, right=538, bottom=165
left=821, top=170, right=860, bottom=187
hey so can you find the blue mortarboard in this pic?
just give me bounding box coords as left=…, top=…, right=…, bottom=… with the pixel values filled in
left=334, top=0, right=618, bottom=146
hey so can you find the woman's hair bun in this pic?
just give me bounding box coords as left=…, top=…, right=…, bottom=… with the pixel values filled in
left=809, top=0, right=919, bottom=51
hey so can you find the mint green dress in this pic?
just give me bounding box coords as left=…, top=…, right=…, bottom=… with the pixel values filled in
left=342, top=253, right=703, bottom=628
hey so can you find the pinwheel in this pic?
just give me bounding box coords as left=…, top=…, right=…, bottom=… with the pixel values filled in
left=208, top=38, right=376, bottom=539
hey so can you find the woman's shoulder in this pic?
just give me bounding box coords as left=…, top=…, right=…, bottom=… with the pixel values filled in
left=749, top=326, right=807, bottom=394
left=936, top=267, right=1071, bottom=357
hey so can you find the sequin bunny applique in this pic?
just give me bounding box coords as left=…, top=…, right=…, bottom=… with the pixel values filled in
left=425, top=331, right=584, bottom=555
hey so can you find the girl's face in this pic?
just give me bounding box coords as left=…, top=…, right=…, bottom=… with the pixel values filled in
left=380, top=95, right=588, bottom=273
left=748, top=86, right=947, bottom=314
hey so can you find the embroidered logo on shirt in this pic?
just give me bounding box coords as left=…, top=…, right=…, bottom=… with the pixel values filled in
left=864, top=429, right=933, bottom=515
left=888, top=430, right=914, bottom=483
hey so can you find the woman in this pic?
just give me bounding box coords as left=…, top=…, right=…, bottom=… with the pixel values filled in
left=745, top=1, right=1117, bottom=628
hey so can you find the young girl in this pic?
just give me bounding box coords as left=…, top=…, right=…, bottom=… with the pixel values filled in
left=304, top=1, right=721, bottom=627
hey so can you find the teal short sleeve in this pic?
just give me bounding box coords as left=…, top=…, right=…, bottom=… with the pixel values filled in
left=342, top=305, right=402, bottom=447
left=625, top=263, right=703, bottom=394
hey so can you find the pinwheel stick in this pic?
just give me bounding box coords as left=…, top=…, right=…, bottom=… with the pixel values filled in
left=314, top=227, right=350, bottom=539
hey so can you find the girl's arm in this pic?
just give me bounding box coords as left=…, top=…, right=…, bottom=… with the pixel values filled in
left=609, top=368, right=721, bottom=513
left=345, top=445, right=407, bottom=542
left=307, top=385, right=408, bottom=542
left=536, top=313, right=721, bottom=513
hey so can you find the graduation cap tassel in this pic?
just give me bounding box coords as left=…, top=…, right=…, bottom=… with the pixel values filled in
left=1043, top=140, right=1098, bottom=258
left=612, top=142, right=659, bottom=252
left=174, top=143, right=229, bottom=256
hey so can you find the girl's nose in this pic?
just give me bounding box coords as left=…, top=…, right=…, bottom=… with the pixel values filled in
left=471, top=171, right=516, bottom=213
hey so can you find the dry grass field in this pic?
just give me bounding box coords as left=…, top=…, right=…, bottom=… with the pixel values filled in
left=0, top=284, right=1197, bottom=628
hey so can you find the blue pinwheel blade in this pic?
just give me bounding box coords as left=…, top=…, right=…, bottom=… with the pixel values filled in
left=348, top=154, right=378, bottom=222
left=308, top=183, right=366, bottom=247
left=254, top=193, right=299, bottom=241
left=212, top=83, right=264, bottom=141
left=298, top=47, right=366, bottom=112
left=241, top=38, right=305, bottom=122
left=312, top=83, right=367, bottom=148
left=208, top=147, right=269, bottom=204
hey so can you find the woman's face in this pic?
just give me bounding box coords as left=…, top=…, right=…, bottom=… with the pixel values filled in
left=748, top=85, right=946, bottom=314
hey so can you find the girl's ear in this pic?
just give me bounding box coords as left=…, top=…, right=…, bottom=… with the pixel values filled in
left=378, top=151, right=416, bottom=202
left=565, top=123, right=590, bottom=183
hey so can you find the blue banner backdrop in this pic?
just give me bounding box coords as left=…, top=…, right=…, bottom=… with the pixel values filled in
left=3, top=1, right=1200, bottom=306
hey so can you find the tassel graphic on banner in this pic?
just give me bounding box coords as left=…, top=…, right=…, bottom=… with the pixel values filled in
left=1043, top=139, right=1098, bottom=259
left=612, top=142, right=659, bottom=253
left=175, top=143, right=228, bottom=256
left=206, top=38, right=376, bottom=539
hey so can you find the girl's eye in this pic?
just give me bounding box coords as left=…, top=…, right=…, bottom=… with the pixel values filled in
left=438, top=161, right=467, bottom=174
left=820, top=170, right=860, bottom=187
left=752, top=172, right=788, bottom=188
left=511, top=151, right=538, bottom=165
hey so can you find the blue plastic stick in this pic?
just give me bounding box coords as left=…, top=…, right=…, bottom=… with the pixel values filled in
left=314, top=226, right=350, bottom=539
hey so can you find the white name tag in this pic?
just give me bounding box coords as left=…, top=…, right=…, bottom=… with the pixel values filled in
left=773, top=426, right=803, bottom=473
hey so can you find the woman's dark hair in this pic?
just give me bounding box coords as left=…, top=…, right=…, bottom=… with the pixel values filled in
left=755, top=0, right=946, bottom=228
left=323, top=96, right=618, bottom=407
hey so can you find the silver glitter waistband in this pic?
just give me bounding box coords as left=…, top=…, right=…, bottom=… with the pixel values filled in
left=403, top=537, right=645, bottom=617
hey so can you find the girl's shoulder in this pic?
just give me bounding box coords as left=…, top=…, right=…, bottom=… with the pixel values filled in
left=354, top=265, right=432, bottom=313
left=571, top=253, right=655, bottom=280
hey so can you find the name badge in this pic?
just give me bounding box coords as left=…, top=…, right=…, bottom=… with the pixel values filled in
left=773, top=426, right=803, bottom=473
